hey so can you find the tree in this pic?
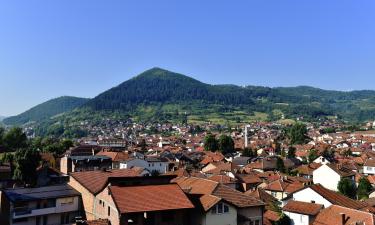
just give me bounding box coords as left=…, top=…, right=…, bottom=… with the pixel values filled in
left=204, top=134, right=219, bottom=152
left=338, top=177, right=357, bottom=199
left=3, top=127, right=28, bottom=151
left=287, top=146, right=296, bottom=159
left=274, top=213, right=291, bottom=225
left=139, top=139, right=147, bottom=151
left=0, top=126, right=4, bottom=146
left=357, top=177, right=372, bottom=200
left=242, top=147, right=256, bottom=158
left=276, top=157, right=285, bottom=173
left=13, top=147, right=41, bottom=186
left=218, top=134, right=235, bottom=155
left=285, top=123, right=309, bottom=145
left=308, top=149, right=319, bottom=162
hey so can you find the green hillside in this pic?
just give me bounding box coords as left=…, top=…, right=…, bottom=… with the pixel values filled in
left=3, top=96, right=89, bottom=125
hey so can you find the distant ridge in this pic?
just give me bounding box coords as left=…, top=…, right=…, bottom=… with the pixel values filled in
left=6, top=67, right=375, bottom=127
left=3, top=96, right=89, bottom=125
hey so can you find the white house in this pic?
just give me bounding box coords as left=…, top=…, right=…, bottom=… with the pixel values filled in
left=363, top=159, right=375, bottom=175
left=312, top=156, right=330, bottom=165
left=282, top=200, right=323, bottom=225
left=283, top=184, right=366, bottom=210
left=119, top=157, right=169, bottom=174
left=312, top=164, right=355, bottom=191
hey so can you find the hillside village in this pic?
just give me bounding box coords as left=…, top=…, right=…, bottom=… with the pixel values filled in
left=1, top=119, right=375, bottom=225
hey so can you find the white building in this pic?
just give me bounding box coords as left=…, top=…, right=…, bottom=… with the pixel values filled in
left=282, top=200, right=323, bottom=225
left=312, top=164, right=355, bottom=191
left=363, top=159, right=375, bottom=175
left=119, top=157, right=169, bottom=174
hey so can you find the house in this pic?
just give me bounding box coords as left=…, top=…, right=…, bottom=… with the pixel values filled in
left=60, top=155, right=112, bottom=174
left=284, top=184, right=367, bottom=210
left=313, top=205, right=375, bottom=225
left=119, top=157, right=169, bottom=174
left=93, top=176, right=194, bottom=225
left=96, top=150, right=129, bottom=169
left=236, top=173, right=262, bottom=192
left=175, top=176, right=265, bottom=225
left=68, top=168, right=144, bottom=220
left=312, top=164, right=355, bottom=191
left=363, top=159, right=375, bottom=175
left=282, top=200, right=323, bottom=225
left=246, top=188, right=278, bottom=211
left=313, top=156, right=331, bottom=165
left=264, top=177, right=304, bottom=201
left=0, top=184, right=81, bottom=225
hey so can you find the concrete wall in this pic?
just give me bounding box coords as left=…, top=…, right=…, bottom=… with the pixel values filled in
left=283, top=211, right=309, bottom=225
left=313, top=164, right=341, bottom=191
left=202, top=202, right=237, bottom=225
left=292, top=188, right=332, bottom=208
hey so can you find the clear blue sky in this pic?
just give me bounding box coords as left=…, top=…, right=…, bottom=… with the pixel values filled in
left=0, top=1, right=374, bottom=116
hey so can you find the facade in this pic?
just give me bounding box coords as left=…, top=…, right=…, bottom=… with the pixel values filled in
left=363, top=159, right=375, bottom=175
left=312, top=164, right=355, bottom=191
left=282, top=200, right=322, bottom=225
left=60, top=155, right=112, bottom=174
left=0, top=184, right=81, bottom=225
left=119, top=157, right=169, bottom=174
left=68, top=169, right=142, bottom=220
left=175, top=176, right=265, bottom=225
left=284, top=184, right=367, bottom=210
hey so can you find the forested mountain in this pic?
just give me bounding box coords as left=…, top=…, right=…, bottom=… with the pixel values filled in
left=3, top=96, right=89, bottom=125
left=83, top=67, right=375, bottom=122
left=5, top=68, right=375, bottom=129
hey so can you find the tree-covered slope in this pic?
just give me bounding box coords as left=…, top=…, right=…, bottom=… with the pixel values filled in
left=3, top=96, right=89, bottom=125
left=83, top=67, right=375, bottom=122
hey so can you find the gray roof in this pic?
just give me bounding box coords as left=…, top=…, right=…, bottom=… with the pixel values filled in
left=4, top=184, right=80, bottom=203
left=69, top=155, right=111, bottom=161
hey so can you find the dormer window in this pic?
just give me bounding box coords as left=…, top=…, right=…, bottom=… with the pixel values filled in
left=211, top=202, right=230, bottom=214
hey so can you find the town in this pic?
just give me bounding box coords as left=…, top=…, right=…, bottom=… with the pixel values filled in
left=1, top=118, right=375, bottom=225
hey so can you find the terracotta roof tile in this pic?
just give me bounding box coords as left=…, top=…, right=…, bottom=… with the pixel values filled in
left=109, top=184, right=194, bottom=213
left=213, top=183, right=264, bottom=208
left=70, top=169, right=141, bottom=194
left=313, top=205, right=375, bottom=225
left=86, top=219, right=110, bottom=225
left=310, top=184, right=367, bottom=210
left=283, top=200, right=323, bottom=215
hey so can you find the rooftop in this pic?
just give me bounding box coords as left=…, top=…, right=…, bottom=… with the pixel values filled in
left=4, top=184, right=80, bottom=202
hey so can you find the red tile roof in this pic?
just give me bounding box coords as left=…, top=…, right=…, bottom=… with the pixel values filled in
left=310, top=184, right=367, bottom=210
left=86, top=219, right=110, bottom=225
left=313, top=205, right=375, bottom=225
left=70, top=169, right=141, bottom=194
left=283, top=200, right=323, bottom=216
left=109, top=184, right=194, bottom=213
left=96, top=150, right=129, bottom=162
left=175, top=177, right=265, bottom=209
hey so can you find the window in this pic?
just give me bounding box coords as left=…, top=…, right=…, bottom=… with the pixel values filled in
left=271, top=192, right=277, bottom=197
left=217, top=203, right=223, bottom=213
left=223, top=204, right=229, bottom=213
left=108, top=206, right=111, bottom=216
left=211, top=202, right=230, bottom=214
left=60, top=197, right=74, bottom=205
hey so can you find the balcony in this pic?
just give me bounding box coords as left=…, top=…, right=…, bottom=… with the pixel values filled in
left=12, top=198, right=79, bottom=219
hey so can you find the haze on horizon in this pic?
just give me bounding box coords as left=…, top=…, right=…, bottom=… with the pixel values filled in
left=0, top=1, right=374, bottom=116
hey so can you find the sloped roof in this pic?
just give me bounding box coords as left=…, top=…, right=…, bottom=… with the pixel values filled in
left=110, top=184, right=194, bottom=213
left=70, top=169, right=141, bottom=194
left=313, top=205, right=375, bottom=225
left=283, top=200, right=323, bottom=215
left=310, top=184, right=367, bottom=210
